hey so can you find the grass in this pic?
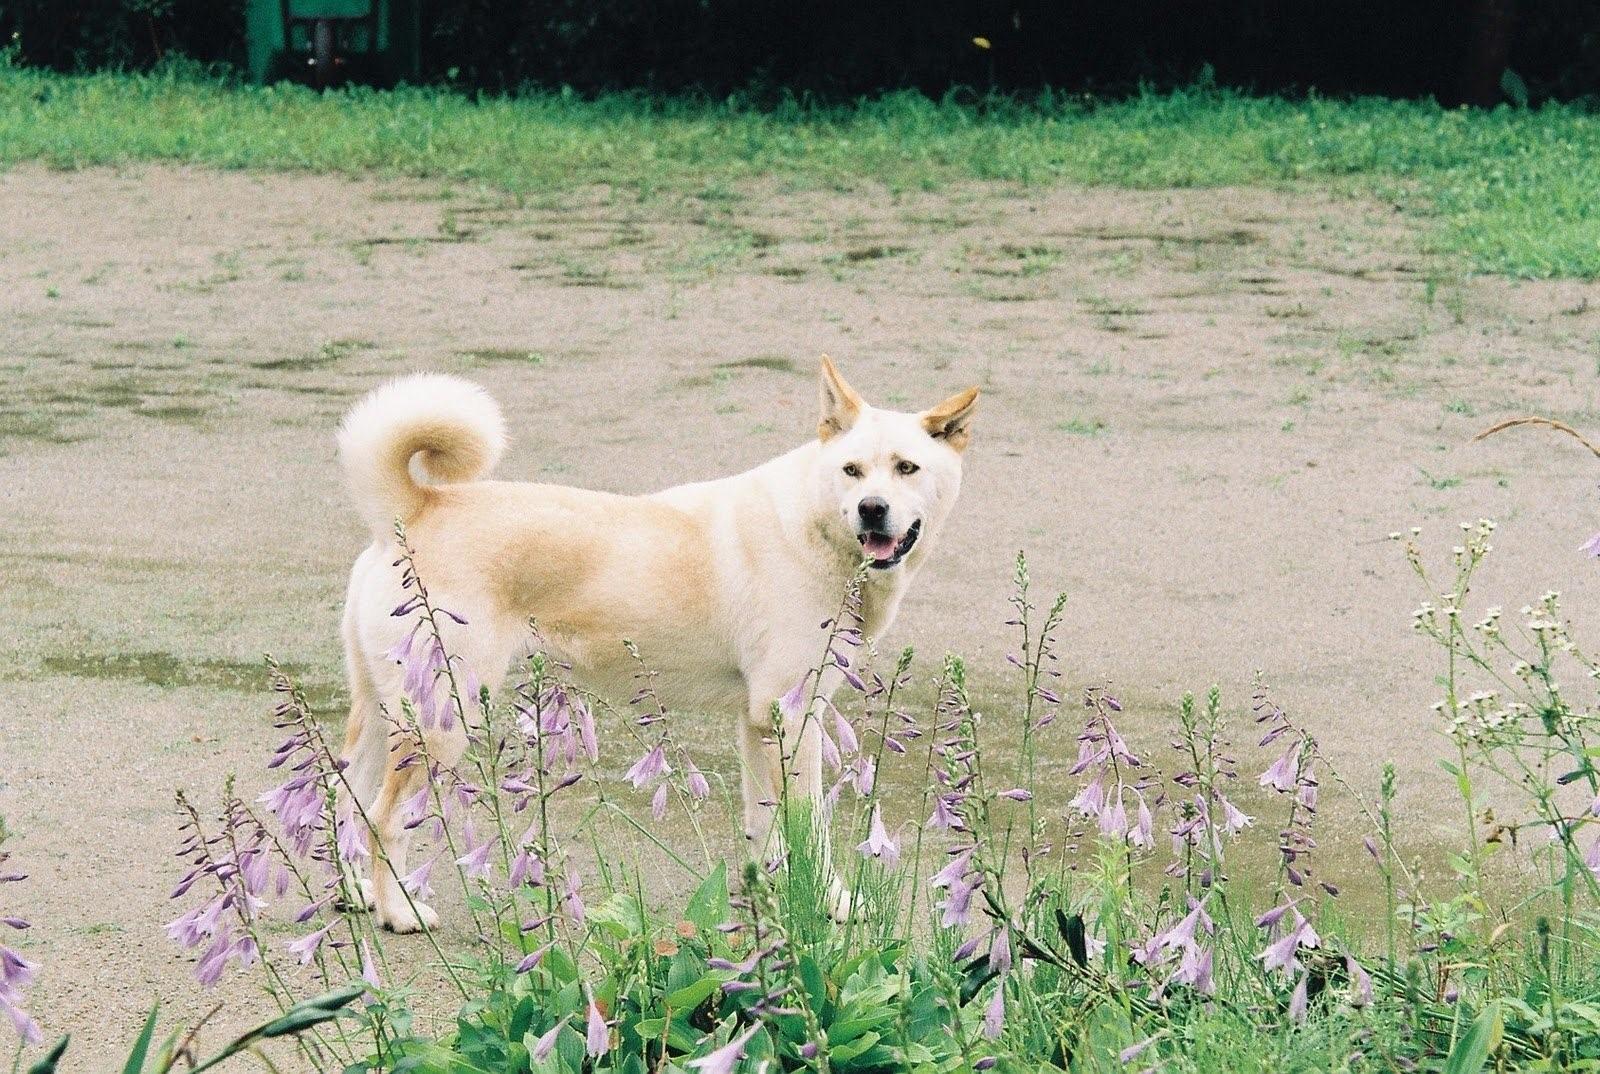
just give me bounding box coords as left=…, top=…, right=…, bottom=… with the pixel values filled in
left=6, top=63, right=1600, bottom=277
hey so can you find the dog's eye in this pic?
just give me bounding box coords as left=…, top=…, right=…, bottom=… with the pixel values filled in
left=842, top=463, right=863, bottom=478
left=895, top=460, right=920, bottom=476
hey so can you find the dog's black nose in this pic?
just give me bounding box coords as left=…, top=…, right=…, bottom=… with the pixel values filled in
left=857, top=497, right=889, bottom=528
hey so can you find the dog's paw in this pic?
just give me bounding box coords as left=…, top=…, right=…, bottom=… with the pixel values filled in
left=379, top=899, right=439, bottom=934
left=826, top=876, right=857, bottom=923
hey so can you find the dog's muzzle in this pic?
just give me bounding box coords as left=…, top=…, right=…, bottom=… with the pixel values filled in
left=858, top=518, right=922, bottom=569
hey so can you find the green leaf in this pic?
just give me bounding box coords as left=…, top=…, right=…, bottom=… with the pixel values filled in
left=1056, top=909, right=1088, bottom=968
left=589, top=893, right=646, bottom=939
left=1444, top=1001, right=1503, bottom=1074
left=665, top=975, right=722, bottom=1011
left=26, top=1036, right=70, bottom=1074
left=684, top=861, right=730, bottom=930
left=121, top=1005, right=159, bottom=1074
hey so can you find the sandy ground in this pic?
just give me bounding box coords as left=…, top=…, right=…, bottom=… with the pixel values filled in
left=4, top=162, right=1600, bottom=1065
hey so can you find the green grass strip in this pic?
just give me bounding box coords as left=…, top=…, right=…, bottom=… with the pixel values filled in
left=5, top=63, right=1600, bottom=277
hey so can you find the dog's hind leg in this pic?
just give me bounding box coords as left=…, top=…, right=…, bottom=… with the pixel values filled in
left=336, top=555, right=389, bottom=910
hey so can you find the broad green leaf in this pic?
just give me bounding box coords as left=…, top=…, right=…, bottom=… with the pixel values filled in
left=685, top=860, right=731, bottom=930
left=1444, top=1001, right=1503, bottom=1074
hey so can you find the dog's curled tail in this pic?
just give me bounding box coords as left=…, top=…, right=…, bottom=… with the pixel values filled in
left=337, top=373, right=507, bottom=539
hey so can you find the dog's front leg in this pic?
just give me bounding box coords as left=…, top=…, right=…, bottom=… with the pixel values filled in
left=740, top=670, right=852, bottom=919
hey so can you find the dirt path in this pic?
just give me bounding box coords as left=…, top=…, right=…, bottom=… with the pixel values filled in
left=4, top=163, right=1599, bottom=1065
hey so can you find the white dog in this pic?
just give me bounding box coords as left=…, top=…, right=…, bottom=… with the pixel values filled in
left=335, top=357, right=976, bottom=931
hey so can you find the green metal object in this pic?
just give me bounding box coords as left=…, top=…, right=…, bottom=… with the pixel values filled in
left=244, top=0, right=420, bottom=87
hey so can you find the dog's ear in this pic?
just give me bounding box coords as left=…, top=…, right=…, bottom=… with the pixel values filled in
left=818, top=355, right=864, bottom=441
left=922, top=387, right=979, bottom=451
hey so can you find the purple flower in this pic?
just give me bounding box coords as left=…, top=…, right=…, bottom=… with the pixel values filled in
left=456, top=838, right=494, bottom=881
left=1121, top=1038, right=1157, bottom=1063
left=585, top=995, right=610, bottom=1057
left=982, top=984, right=1005, bottom=1040
left=997, top=788, right=1033, bottom=802
left=1581, top=531, right=1600, bottom=557
left=1097, top=796, right=1128, bottom=840
left=0, top=948, right=36, bottom=989
left=1258, top=913, right=1319, bottom=975
left=988, top=927, right=1012, bottom=976
left=563, top=872, right=586, bottom=928
left=509, top=849, right=545, bottom=889
left=531, top=1016, right=569, bottom=1061
left=1069, top=775, right=1105, bottom=818
left=926, top=794, right=960, bottom=830
left=686, top=762, right=710, bottom=800
left=0, top=992, right=41, bottom=1046
left=574, top=699, right=599, bottom=762
left=1219, top=796, right=1252, bottom=835
left=1259, top=741, right=1301, bottom=793
left=360, top=939, right=382, bottom=991
left=855, top=804, right=900, bottom=868
left=401, top=857, right=436, bottom=899
left=1347, top=955, right=1373, bottom=1007
left=1130, top=794, right=1155, bottom=849
left=930, top=847, right=975, bottom=889
left=625, top=743, right=671, bottom=789
left=650, top=783, right=669, bottom=820
left=287, top=923, right=333, bottom=966
left=1288, top=970, right=1309, bottom=1023
left=936, top=870, right=980, bottom=928
left=195, top=925, right=235, bottom=987
left=336, top=811, right=369, bottom=863
left=687, top=1022, right=762, bottom=1074
left=777, top=677, right=808, bottom=721
left=515, top=941, right=555, bottom=973
left=834, top=709, right=859, bottom=755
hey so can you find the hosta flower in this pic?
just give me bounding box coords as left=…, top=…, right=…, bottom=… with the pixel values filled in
left=401, top=857, right=436, bottom=899
left=685, top=762, right=710, bottom=800
left=926, top=793, right=960, bottom=830
left=531, top=1017, right=569, bottom=1061
left=1347, top=954, right=1373, bottom=1007
left=1130, top=794, right=1155, bottom=849
left=855, top=804, right=900, bottom=867
left=509, top=848, right=545, bottom=888
left=359, top=939, right=381, bottom=991
left=625, top=743, right=671, bottom=789
left=777, top=677, right=808, bottom=721
left=1258, top=912, right=1318, bottom=975
left=1259, top=741, right=1301, bottom=793
left=1069, top=775, right=1105, bottom=818
left=585, top=995, right=610, bottom=1057
left=988, top=926, right=1012, bottom=976
left=456, top=838, right=493, bottom=881
left=286, top=923, right=333, bottom=966
left=652, top=783, right=670, bottom=820
left=515, top=941, right=554, bottom=974
left=982, top=984, right=1005, bottom=1040
left=686, top=1022, right=762, bottom=1074
left=336, top=810, right=369, bottom=863
left=1219, top=795, right=1252, bottom=835
left=1288, top=971, right=1309, bottom=1023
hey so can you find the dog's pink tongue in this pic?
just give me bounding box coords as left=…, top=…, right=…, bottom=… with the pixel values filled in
left=862, top=533, right=897, bottom=560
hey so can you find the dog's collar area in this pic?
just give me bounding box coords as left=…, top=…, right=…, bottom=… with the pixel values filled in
left=860, top=518, right=922, bottom=569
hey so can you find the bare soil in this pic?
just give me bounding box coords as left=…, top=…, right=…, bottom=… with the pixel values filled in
left=4, top=163, right=1600, bottom=1065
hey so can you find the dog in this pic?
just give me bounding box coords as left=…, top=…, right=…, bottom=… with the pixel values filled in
left=334, top=357, right=977, bottom=932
